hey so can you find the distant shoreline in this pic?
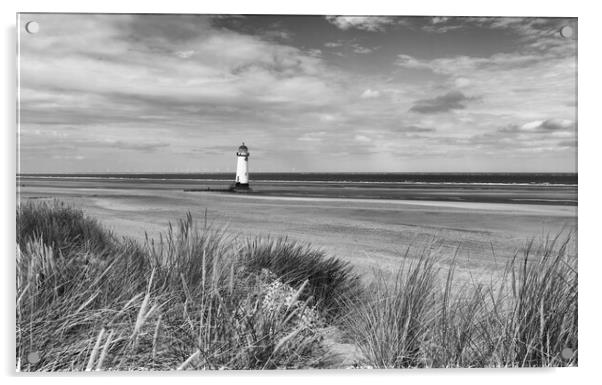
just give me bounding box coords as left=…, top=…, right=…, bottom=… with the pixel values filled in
left=17, top=172, right=578, bottom=187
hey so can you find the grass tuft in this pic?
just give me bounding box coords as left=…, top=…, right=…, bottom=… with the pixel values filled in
left=17, top=200, right=114, bottom=257
left=240, top=237, right=361, bottom=317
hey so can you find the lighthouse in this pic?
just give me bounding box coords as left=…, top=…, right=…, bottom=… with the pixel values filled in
left=234, top=142, right=250, bottom=190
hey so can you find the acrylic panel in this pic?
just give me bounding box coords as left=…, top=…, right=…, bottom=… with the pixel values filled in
left=16, top=14, right=577, bottom=371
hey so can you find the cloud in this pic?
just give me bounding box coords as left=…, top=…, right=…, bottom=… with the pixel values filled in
left=192, top=145, right=239, bottom=155
left=400, top=125, right=436, bottom=133
left=52, top=154, right=85, bottom=160
left=474, top=17, right=572, bottom=42
left=418, top=17, right=576, bottom=48
left=323, top=41, right=375, bottom=55
left=352, top=45, right=373, bottom=54
left=298, top=131, right=327, bottom=142
left=394, top=46, right=575, bottom=129
left=520, top=121, right=545, bottom=131
left=454, top=77, right=471, bottom=88
left=175, top=50, right=195, bottom=59
left=501, top=119, right=576, bottom=133
left=318, top=114, right=341, bottom=122
left=409, top=91, right=474, bottom=114
left=261, top=30, right=293, bottom=42
left=360, top=89, right=380, bottom=99
left=396, top=52, right=561, bottom=74
left=395, top=54, right=432, bottom=70
left=422, top=16, right=464, bottom=33
left=354, top=134, right=372, bottom=143
left=325, top=16, right=396, bottom=32
left=20, top=137, right=171, bottom=160
left=539, top=119, right=575, bottom=131
left=558, top=139, right=577, bottom=148
left=111, top=141, right=171, bottom=152
left=422, top=25, right=463, bottom=34
left=306, top=48, right=322, bottom=57
left=19, top=14, right=341, bottom=127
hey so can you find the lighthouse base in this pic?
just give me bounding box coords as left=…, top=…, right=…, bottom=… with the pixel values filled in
left=231, top=182, right=251, bottom=192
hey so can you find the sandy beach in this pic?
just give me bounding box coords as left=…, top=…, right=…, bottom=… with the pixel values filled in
left=17, top=177, right=577, bottom=281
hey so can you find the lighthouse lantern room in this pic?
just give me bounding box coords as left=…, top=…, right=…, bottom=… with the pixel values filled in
left=234, top=142, right=250, bottom=190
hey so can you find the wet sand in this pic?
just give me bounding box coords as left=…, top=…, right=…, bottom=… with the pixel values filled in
left=17, top=177, right=577, bottom=281
left=18, top=176, right=577, bottom=205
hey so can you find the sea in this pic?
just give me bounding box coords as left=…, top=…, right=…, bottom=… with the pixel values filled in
left=18, top=172, right=578, bottom=186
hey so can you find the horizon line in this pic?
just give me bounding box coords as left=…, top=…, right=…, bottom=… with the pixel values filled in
left=17, top=171, right=578, bottom=175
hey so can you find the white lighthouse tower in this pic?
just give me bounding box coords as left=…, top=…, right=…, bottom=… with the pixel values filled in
left=234, top=142, right=250, bottom=190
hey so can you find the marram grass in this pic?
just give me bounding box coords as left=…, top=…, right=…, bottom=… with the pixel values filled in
left=17, top=202, right=332, bottom=370
left=16, top=201, right=577, bottom=370
left=342, top=235, right=577, bottom=368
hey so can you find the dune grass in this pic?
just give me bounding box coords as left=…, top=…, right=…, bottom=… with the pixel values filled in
left=241, top=237, right=361, bottom=318
left=342, top=235, right=578, bottom=368
left=17, top=200, right=114, bottom=257
left=16, top=200, right=577, bottom=370
left=16, top=201, right=341, bottom=371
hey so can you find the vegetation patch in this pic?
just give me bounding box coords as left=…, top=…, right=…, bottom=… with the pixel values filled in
left=16, top=201, right=577, bottom=370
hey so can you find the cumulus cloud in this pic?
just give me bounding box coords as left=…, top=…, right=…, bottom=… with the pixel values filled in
left=394, top=45, right=575, bottom=130
left=354, top=134, right=372, bottom=143
left=323, top=41, right=375, bottom=55
left=19, top=14, right=341, bottom=127
left=361, top=89, right=381, bottom=99
left=409, top=91, right=474, bottom=114
left=422, top=16, right=464, bottom=33
left=325, top=16, right=396, bottom=32
left=539, top=119, right=575, bottom=131
left=306, top=48, right=322, bottom=57
left=395, top=54, right=432, bottom=70
left=454, top=77, right=472, bottom=88
left=352, top=45, right=373, bottom=54
left=175, top=50, right=195, bottom=59
left=504, top=119, right=576, bottom=133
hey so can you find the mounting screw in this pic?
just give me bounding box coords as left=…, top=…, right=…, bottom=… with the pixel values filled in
left=25, top=21, right=40, bottom=34
left=560, top=25, right=573, bottom=39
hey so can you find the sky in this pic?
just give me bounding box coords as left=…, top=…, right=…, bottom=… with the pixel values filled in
left=18, top=14, right=577, bottom=173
